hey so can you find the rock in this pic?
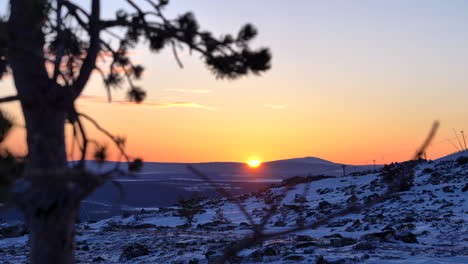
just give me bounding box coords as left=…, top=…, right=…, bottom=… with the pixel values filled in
left=284, top=255, right=305, bottom=261
left=101, top=221, right=119, bottom=232
left=442, top=186, right=454, bottom=193
left=249, top=250, right=264, bottom=262
left=347, top=194, right=358, bottom=204
left=396, top=231, right=418, bottom=244
left=316, top=255, right=327, bottom=264
left=129, top=223, right=158, bottom=229
left=462, top=183, right=468, bottom=192
left=318, top=201, right=332, bottom=210
left=295, top=242, right=316, bottom=248
left=273, top=220, right=286, bottom=227
left=361, top=228, right=418, bottom=244
left=205, top=250, right=223, bottom=264
left=188, top=259, right=199, bottom=264
left=327, top=219, right=352, bottom=227
left=296, top=235, right=314, bottom=241
left=456, top=156, right=468, bottom=165
left=363, top=193, right=381, bottom=203
left=317, top=188, right=333, bottom=195
left=331, top=236, right=357, bottom=247
left=249, top=246, right=280, bottom=261
left=92, top=256, right=106, bottom=262
left=294, top=194, right=307, bottom=203
left=345, top=219, right=362, bottom=232
left=360, top=230, right=396, bottom=242
left=263, top=246, right=280, bottom=256
left=120, top=243, right=150, bottom=260
left=206, top=254, right=223, bottom=264
left=353, top=242, right=376, bottom=250
left=0, top=222, right=28, bottom=238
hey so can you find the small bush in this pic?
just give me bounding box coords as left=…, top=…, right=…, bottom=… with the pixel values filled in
left=211, top=208, right=231, bottom=224
left=176, top=193, right=206, bottom=226
left=379, top=161, right=418, bottom=192
left=456, top=156, right=468, bottom=165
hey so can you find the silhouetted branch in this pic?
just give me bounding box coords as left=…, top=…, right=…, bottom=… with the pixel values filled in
left=414, top=121, right=439, bottom=159
left=75, top=115, right=88, bottom=168
left=78, top=112, right=131, bottom=162
left=72, top=0, right=101, bottom=98
left=187, top=121, right=440, bottom=264
left=0, top=95, right=19, bottom=103
left=186, top=165, right=256, bottom=226
left=171, top=41, right=184, bottom=68
left=52, top=0, right=65, bottom=82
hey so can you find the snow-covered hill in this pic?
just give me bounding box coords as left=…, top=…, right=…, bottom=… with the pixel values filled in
left=1, top=153, right=467, bottom=263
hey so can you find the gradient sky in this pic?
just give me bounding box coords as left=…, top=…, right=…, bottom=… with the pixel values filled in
left=1, top=0, right=467, bottom=164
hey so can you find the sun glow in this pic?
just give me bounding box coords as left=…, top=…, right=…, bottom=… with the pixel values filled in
left=247, top=159, right=262, bottom=168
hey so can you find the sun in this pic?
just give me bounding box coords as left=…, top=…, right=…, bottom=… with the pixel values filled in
left=247, top=159, right=262, bottom=168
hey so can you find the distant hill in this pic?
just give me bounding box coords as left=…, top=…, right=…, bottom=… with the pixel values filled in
left=81, top=156, right=377, bottom=181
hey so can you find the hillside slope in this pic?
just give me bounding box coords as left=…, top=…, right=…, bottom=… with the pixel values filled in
left=1, top=154, right=467, bottom=263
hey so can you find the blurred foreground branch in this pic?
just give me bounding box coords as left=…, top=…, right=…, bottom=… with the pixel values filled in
left=188, top=121, right=440, bottom=264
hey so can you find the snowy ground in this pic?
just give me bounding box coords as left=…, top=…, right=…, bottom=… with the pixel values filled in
left=0, top=153, right=467, bottom=263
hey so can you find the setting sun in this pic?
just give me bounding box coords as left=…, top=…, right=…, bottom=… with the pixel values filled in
left=247, top=160, right=262, bottom=168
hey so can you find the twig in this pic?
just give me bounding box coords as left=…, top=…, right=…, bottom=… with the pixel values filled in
left=78, top=112, right=131, bottom=162
left=186, top=165, right=256, bottom=227
left=171, top=41, right=184, bottom=68
left=0, top=95, right=19, bottom=103
left=199, top=121, right=440, bottom=264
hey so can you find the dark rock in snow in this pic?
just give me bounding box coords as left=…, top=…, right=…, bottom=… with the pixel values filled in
left=442, top=186, right=455, bottom=193
left=92, top=256, right=106, bottom=262
left=295, top=242, right=317, bottom=248
left=347, top=194, right=358, bottom=204
left=120, top=243, right=150, bottom=260
left=296, top=235, right=315, bottom=241
left=284, top=255, right=305, bottom=261
left=462, top=183, right=468, bottom=192
left=396, top=231, right=419, bottom=244
left=249, top=245, right=280, bottom=261
left=318, top=201, right=332, bottom=210
left=263, top=246, right=280, bottom=256
left=273, top=220, right=287, bottom=227
left=316, top=255, right=327, bottom=264
left=0, top=222, right=28, bottom=238
left=239, top=222, right=250, bottom=227
left=294, top=194, right=308, bottom=203
left=353, top=242, right=376, bottom=250
left=360, top=230, right=396, bottom=243
left=327, top=218, right=352, bottom=227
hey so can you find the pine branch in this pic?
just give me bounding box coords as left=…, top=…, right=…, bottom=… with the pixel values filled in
left=72, top=0, right=101, bottom=99
left=0, top=95, right=19, bottom=103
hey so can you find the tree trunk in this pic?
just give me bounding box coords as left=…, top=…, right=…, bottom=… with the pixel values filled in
left=7, top=1, right=100, bottom=263
left=16, top=105, right=103, bottom=264
left=22, top=106, right=68, bottom=170
left=18, top=107, right=79, bottom=264
left=23, top=181, right=78, bottom=264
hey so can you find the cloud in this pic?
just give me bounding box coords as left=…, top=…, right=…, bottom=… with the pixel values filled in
left=78, top=95, right=216, bottom=110
left=264, top=104, right=286, bottom=109
left=165, top=88, right=212, bottom=93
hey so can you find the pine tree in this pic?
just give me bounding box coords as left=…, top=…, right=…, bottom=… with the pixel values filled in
left=0, top=1, right=271, bottom=263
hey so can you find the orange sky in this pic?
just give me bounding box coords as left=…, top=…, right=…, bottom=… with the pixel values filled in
left=1, top=1, right=467, bottom=165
